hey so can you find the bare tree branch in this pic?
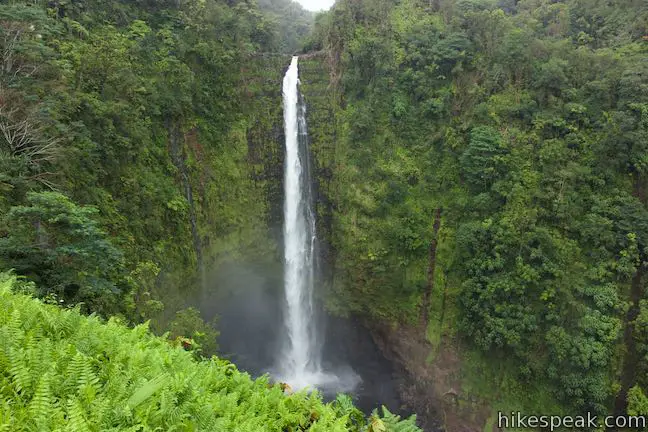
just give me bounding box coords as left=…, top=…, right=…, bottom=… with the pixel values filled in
left=0, top=17, right=61, bottom=189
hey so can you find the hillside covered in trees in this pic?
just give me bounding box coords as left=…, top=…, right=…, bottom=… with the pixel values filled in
left=0, top=0, right=295, bottom=328
left=2, top=0, right=648, bottom=430
left=300, top=0, right=648, bottom=429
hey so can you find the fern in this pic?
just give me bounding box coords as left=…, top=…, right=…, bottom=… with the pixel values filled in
left=0, top=328, right=10, bottom=372
left=127, top=373, right=170, bottom=409
left=8, top=348, right=31, bottom=396
left=0, top=274, right=423, bottom=431
left=29, top=372, right=53, bottom=429
left=0, top=276, right=13, bottom=296
left=0, top=398, right=14, bottom=431
left=65, top=398, right=89, bottom=432
left=76, top=352, right=99, bottom=394
left=7, top=309, right=23, bottom=345
left=378, top=407, right=420, bottom=432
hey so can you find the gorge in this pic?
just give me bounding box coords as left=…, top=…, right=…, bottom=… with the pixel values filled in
left=1, top=0, right=648, bottom=431
left=210, top=54, right=411, bottom=422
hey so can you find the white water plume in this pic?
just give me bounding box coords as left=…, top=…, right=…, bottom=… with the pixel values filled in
left=277, top=56, right=359, bottom=394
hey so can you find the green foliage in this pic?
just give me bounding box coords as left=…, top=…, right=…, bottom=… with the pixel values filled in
left=123, top=261, right=164, bottom=325
left=5, top=0, right=648, bottom=426
left=303, top=0, right=648, bottom=421
left=628, top=386, right=648, bottom=418
left=364, top=407, right=419, bottom=432
left=257, top=0, right=314, bottom=53
left=168, top=307, right=219, bottom=357
left=459, top=126, right=508, bottom=191
left=0, top=0, right=290, bottom=323
left=0, top=4, right=61, bottom=199
left=0, top=274, right=420, bottom=431
left=333, top=394, right=366, bottom=429
left=0, top=192, right=124, bottom=314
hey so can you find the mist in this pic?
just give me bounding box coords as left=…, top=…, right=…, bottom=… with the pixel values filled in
left=196, top=259, right=406, bottom=414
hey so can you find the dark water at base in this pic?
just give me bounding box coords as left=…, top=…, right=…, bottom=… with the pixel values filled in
left=198, top=262, right=408, bottom=417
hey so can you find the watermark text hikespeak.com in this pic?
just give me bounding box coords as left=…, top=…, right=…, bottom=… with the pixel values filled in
left=498, top=411, right=647, bottom=431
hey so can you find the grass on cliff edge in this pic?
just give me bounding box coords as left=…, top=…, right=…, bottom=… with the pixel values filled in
left=0, top=273, right=420, bottom=432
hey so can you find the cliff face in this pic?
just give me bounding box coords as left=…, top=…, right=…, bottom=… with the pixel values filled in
left=297, top=54, right=340, bottom=293
left=193, top=54, right=291, bottom=304
left=295, top=0, right=648, bottom=426
left=299, top=55, right=452, bottom=432
left=298, top=52, right=520, bottom=432
left=123, top=54, right=292, bottom=326
left=0, top=0, right=299, bottom=327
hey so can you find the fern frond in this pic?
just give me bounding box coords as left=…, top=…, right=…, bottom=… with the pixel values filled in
left=0, top=275, right=15, bottom=296
left=7, top=309, right=24, bottom=345
left=76, top=352, right=99, bottom=389
left=29, top=372, right=53, bottom=429
left=9, top=347, right=31, bottom=396
left=126, top=373, right=170, bottom=409
left=0, top=398, right=15, bottom=432
left=65, top=398, right=88, bottom=432
left=0, top=328, right=11, bottom=372
left=379, top=406, right=421, bottom=432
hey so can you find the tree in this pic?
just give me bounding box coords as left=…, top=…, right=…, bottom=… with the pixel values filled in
left=0, top=4, right=62, bottom=196
left=168, top=307, right=219, bottom=357
left=459, top=126, right=508, bottom=191
left=0, top=191, right=125, bottom=314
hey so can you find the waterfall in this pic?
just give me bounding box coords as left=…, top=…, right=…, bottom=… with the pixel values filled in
left=277, top=56, right=358, bottom=394
left=280, top=55, right=320, bottom=387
